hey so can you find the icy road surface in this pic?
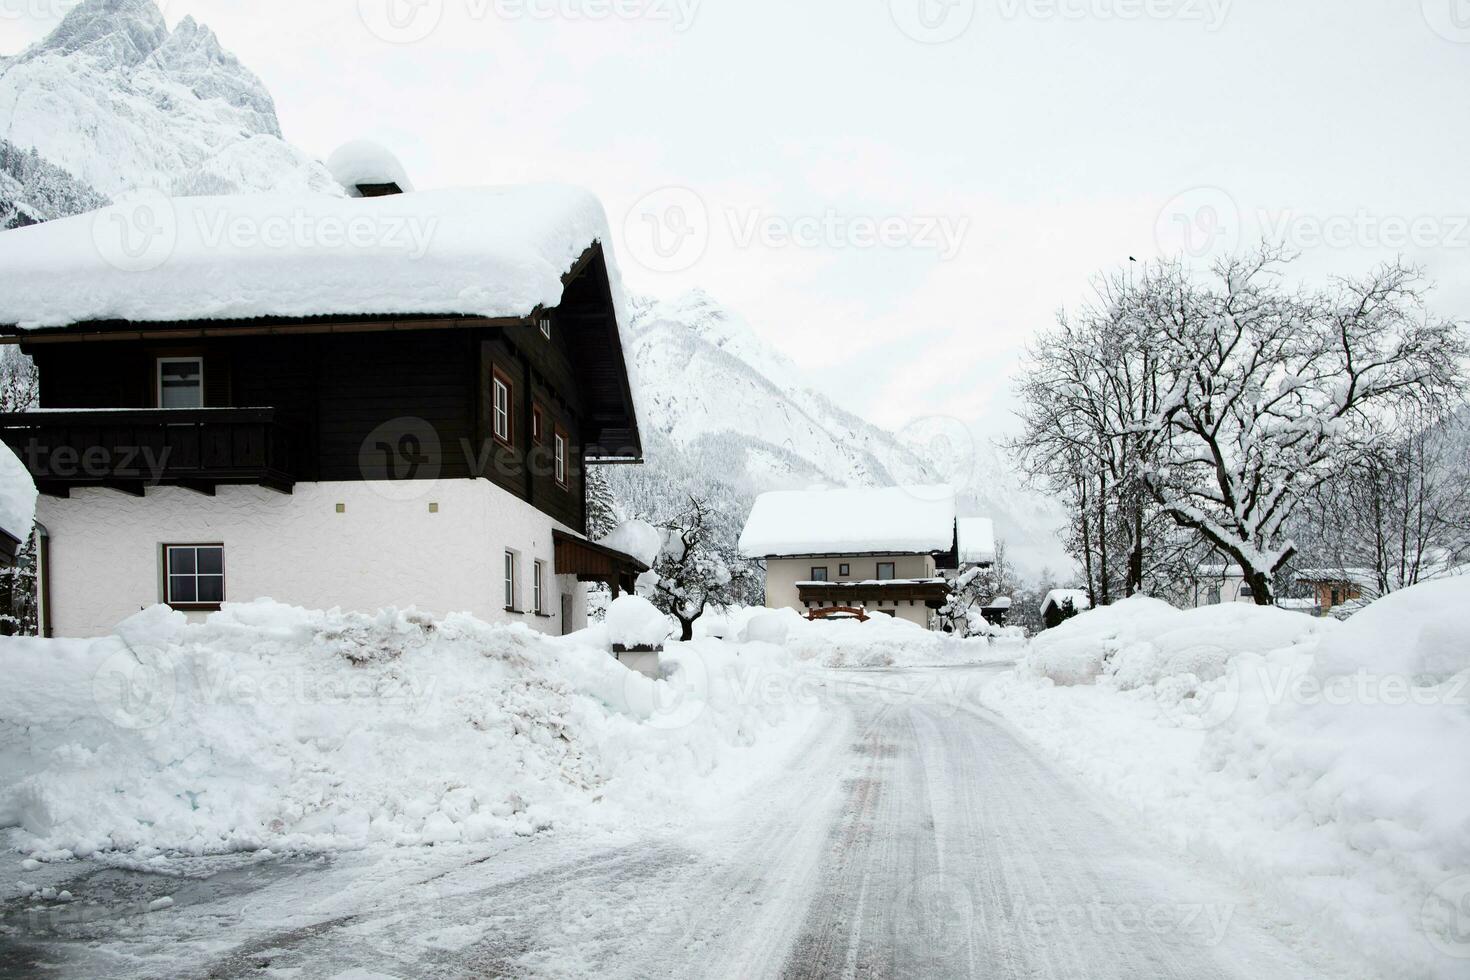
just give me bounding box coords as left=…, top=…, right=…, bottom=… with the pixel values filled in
left=0, top=665, right=1374, bottom=979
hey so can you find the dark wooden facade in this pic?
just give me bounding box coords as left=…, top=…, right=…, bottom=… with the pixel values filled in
left=0, top=245, right=641, bottom=536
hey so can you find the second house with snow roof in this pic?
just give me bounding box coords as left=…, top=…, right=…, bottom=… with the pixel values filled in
left=0, top=150, right=649, bottom=638
left=738, top=484, right=993, bottom=629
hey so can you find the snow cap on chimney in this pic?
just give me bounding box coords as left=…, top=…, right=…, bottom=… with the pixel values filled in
left=326, top=140, right=414, bottom=197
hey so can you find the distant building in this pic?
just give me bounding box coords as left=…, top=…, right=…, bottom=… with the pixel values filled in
left=1190, top=564, right=1256, bottom=606
left=739, top=485, right=989, bottom=630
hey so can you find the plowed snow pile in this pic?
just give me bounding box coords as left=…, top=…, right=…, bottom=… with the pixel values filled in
left=0, top=601, right=815, bottom=860
left=981, top=580, right=1470, bottom=980
left=731, top=608, right=1022, bottom=669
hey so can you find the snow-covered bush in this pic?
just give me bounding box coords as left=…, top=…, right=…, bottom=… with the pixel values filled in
left=0, top=600, right=815, bottom=859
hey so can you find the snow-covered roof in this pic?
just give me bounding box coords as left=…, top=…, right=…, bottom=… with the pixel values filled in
left=1196, top=563, right=1244, bottom=577
left=0, top=442, right=37, bottom=547
left=598, top=519, right=663, bottom=568
left=327, top=140, right=415, bottom=196
left=1040, top=589, right=1092, bottom=615
left=738, top=485, right=956, bottom=559
left=956, top=517, right=995, bottom=565
left=0, top=184, right=617, bottom=329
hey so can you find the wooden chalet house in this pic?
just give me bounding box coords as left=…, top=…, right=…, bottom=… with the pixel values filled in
left=0, top=177, right=647, bottom=637
left=739, top=485, right=990, bottom=630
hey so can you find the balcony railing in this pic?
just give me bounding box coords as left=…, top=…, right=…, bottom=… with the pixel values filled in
left=797, top=579, right=951, bottom=610
left=0, top=408, right=295, bottom=496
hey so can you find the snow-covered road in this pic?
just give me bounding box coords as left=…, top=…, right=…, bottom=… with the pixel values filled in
left=1, top=665, right=1376, bottom=979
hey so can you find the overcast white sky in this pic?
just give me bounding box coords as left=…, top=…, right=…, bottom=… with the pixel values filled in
left=6, top=0, right=1470, bottom=438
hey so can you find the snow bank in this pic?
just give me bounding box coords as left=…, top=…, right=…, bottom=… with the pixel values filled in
left=737, top=610, right=1017, bottom=669
left=982, top=580, right=1470, bottom=979
left=0, top=601, right=815, bottom=859
left=738, top=484, right=956, bottom=558
left=605, top=595, right=672, bottom=649
left=1026, top=594, right=1326, bottom=690
left=0, top=184, right=616, bottom=329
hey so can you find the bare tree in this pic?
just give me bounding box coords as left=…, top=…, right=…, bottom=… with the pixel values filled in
left=647, top=496, right=760, bottom=641
left=1293, top=409, right=1470, bottom=598
left=1133, top=251, right=1465, bottom=604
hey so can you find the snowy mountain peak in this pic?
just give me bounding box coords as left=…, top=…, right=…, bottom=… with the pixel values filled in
left=21, top=0, right=168, bottom=66
left=0, top=0, right=335, bottom=197
left=632, top=288, right=804, bottom=394
left=148, top=14, right=283, bottom=138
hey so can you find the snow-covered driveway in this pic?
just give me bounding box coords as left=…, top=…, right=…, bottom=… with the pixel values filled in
left=1, top=665, right=1373, bottom=979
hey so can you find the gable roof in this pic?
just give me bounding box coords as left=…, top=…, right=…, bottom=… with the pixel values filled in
left=738, top=485, right=956, bottom=559
left=0, top=184, right=615, bottom=329
left=0, top=184, right=643, bottom=461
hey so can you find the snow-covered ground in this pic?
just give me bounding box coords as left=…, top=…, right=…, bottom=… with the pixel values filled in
left=2, top=589, right=1463, bottom=978
left=0, top=660, right=1380, bottom=979
left=0, top=600, right=820, bottom=860
left=980, top=580, right=1470, bottom=980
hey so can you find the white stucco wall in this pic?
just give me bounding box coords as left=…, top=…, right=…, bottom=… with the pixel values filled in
left=36, top=480, right=587, bottom=638
left=763, top=554, right=937, bottom=628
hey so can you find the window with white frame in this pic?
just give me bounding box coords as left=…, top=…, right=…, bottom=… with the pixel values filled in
left=504, top=549, right=519, bottom=610
left=533, top=560, right=545, bottom=614
left=158, top=357, right=204, bottom=409
left=554, top=429, right=568, bottom=487
left=165, top=544, right=224, bottom=606
left=492, top=371, right=513, bottom=445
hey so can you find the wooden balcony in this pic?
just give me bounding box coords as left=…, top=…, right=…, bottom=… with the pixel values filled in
left=797, top=579, right=951, bottom=610
left=0, top=409, right=295, bottom=497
